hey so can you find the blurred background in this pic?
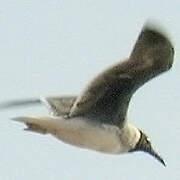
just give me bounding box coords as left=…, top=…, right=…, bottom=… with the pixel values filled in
left=0, top=0, right=179, bottom=179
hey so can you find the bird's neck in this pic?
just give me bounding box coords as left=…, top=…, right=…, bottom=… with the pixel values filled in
left=119, top=123, right=141, bottom=151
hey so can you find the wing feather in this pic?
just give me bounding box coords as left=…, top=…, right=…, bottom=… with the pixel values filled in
left=69, top=23, right=174, bottom=126
left=0, top=96, right=77, bottom=116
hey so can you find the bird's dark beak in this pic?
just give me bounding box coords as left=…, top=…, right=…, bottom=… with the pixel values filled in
left=129, top=130, right=166, bottom=166
left=145, top=145, right=166, bottom=166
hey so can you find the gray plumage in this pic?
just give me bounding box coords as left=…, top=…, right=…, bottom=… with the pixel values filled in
left=68, top=24, right=174, bottom=126
left=0, top=22, right=174, bottom=166
left=0, top=96, right=76, bottom=116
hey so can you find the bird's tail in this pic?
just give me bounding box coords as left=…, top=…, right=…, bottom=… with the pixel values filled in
left=11, top=116, right=55, bottom=135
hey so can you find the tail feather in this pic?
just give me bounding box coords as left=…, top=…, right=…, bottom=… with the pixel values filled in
left=11, top=116, right=53, bottom=134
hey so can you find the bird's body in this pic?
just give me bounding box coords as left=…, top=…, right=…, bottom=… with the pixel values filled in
left=1, top=21, right=174, bottom=166
left=13, top=115, right=140, bottom=154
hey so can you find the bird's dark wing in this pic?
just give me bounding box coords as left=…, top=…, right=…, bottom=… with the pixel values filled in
left=0, top=98, right=41, bottom=109
left=0, top=96, right=77, bottom=116
left=69, top=23, right=174, bottom=127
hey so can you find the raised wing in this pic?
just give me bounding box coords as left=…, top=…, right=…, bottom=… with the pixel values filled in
left=0, top=96, right=77, bottom=116
left=0, top=98, right=41, bottom=109
left=41, top=96, right=76, bottom=116
left=69, top=23, right=174, bottom=127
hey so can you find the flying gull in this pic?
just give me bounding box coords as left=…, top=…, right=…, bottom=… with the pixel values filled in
left=0, top=22, right=174, bottom=166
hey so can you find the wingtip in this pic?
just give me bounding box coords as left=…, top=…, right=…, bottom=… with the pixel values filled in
left=142, top=19, right=172, bottom=41
left=0, top=98, right=41, bottom=111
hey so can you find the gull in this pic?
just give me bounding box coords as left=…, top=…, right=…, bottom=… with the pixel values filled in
left=0, top=22, right=174, bottom=166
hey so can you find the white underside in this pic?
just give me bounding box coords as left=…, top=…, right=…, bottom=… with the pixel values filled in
left=12, top=116, right=140, bottom=154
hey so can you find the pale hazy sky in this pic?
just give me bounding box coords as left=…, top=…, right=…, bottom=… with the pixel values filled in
left=0, top=1, right=180, bottom=180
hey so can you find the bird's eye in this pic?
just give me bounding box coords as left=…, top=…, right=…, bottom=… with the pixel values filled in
left=146, top=137, right=151, bottom=143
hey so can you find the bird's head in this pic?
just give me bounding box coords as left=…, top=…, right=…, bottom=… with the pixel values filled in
left=129, top=130, right=166, bottom=166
